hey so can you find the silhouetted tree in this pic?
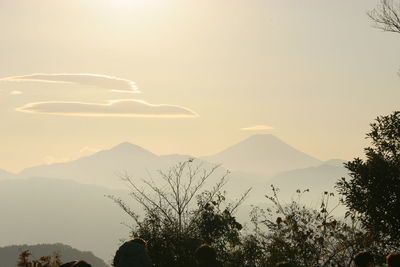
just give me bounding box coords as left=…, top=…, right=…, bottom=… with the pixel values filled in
left=337, top=111, right=400, bottom=250
left=17, top=250, right=62, bottom=267
left=249, top=186, right=373, bottom=267
left=369, top=0, right=400, bottom=34
left=109, top=159, right=250, bottom=267
left=18, top=250, right=32, bottom=267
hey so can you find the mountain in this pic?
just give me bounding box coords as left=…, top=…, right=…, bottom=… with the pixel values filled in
left=17, top=143, right=262, bottom=200
left=1, top=140, right=348, bottom=263
left=266, top=162, right=349, bottom=202
left=0, top=243, right=109, bottom=267
left=203, top=134, right=322, bottom=176
left=18, top=142, right=192, bottom=188
left=0, top=177, right=131, bottom=263
left=15, top=138, right=337, bottom=203
left=324, top=158, right=346, bottom=167
left=0, top=168, right=14, bottom=180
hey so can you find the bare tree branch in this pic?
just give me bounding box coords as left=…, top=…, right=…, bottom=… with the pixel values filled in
left=368, top=0, right=400, bottom=33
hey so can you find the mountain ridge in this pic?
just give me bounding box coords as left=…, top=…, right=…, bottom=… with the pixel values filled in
left=203, top=134, right=322, bottom=176
left=0, top=243, right=110, bottom=267
left=17, top=134, right=324, bottom=188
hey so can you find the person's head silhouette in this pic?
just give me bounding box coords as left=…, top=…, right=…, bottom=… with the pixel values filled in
left=354, top=251, right=374, bottom=267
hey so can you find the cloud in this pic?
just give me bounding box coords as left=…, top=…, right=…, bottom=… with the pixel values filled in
left=0, top=73, right=139, bottom=93
left=43, top=155, right=71, bottom=165
left=79, top=146, right=101, bottom=154
left=16, top=99, right=198, bottom=118
left=10, top=90, right=23, bottom=95
left=241, top=125, right=274, bottom=131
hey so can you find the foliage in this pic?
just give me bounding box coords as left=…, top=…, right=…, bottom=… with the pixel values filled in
left=110, top=159, right=250, bottom=267
left=248, top=186, right=374, bottom=267
left=337, top=111, right=400, bottom=250
left=17, top=250, right=62, bottom=267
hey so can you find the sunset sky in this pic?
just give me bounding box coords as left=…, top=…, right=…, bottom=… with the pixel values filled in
left=1, top=0, right=399, bottom=172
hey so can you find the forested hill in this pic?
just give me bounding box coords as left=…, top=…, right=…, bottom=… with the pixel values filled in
left=0, top=243, right=110, bottom=267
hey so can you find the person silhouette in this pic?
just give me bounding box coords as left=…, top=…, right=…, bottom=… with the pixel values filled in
left=113, top=238, right=153, bottom=267
left=59, top=260, right=91, bottom=267
left=194, top=244, right=223, bottom=267
left=354, top=251, right=375, bottom=267
left=387, top=252, right=400, bottom=267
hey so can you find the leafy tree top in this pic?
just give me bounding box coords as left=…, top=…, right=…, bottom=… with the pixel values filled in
left=337, top=111, right=400, bottom=250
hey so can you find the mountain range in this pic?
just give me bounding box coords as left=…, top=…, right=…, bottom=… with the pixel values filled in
left=1, top=134, right=349, bottom=263
left=12, top=135, right=332, bottom=187
left=18, top=142, right=193, bottom=188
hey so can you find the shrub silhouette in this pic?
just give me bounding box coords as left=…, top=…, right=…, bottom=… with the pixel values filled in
left=337, top=111, right=400, bottom=251
left=110, top=159, right=250, bottom=267
left=17, top=250, right=62, bottom=267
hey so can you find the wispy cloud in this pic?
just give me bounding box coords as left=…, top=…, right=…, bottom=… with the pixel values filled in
left=79, top=146, right=101, bottom=154
left=0, top=73, right=139, bottom=93
left=43, top=155, right=71, bottom=165
left=16, top=99, right=198, bottom=118
left=241, top=125, right=274, bottom=131
left=10, top=90, right=23, bottom=95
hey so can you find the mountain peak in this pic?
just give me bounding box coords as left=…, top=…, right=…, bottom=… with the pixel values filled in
left=225, top=134, right=291, bottom=152
left=203, top=134, right=321, bottom=175
left=109, top=142, right=154, bottom=155
left=244, top=134, right=283, bottom=142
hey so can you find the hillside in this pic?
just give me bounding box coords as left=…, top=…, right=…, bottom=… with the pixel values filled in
left=0, top=178, right=131, bottom=262
left=0, top=168, right=14, bottom=180
left=266, top=162, right=348, bottom=202
left=0, top=243, right=109, bottom=267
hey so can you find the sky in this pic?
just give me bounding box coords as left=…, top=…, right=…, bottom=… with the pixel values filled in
left=0, top=0, right=399, bottom=173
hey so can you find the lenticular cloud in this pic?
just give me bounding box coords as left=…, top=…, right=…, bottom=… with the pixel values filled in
left=0, top=73, right=139, bottom=93
left=17, top=99, right=199, bottom=118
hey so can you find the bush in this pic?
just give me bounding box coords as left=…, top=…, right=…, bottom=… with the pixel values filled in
left=17, top=250, right=62, bottom=267
left=110, top=159, right=250, bottom=267
left=248, top=186, right=374, bottom=266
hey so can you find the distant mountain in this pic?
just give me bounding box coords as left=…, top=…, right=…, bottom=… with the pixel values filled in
left=0, top=243, right=109, bottom=267
left=266, top=162, right=349, bottom=202
left=1, top=140, right=349, bottom=264
left=323, top=158, right=346, bottom=167
left=15, top=139, right=347, bottom=206
left=18, top=142, right=193, bottom=188
left=15, top=138, right=339, bottom=203
left=17, top=143, right=262, bottom=199
left=0, top=168, right=14, bottom=180
left=0, top=178, right=131, bottom=263
left=203, top=134, right=322, bottom=176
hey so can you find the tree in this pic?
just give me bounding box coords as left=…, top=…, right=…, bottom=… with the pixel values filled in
left=368, top=0, right=400, bottom=34
left=17, top=250, right=62, bottom=267
left=248, top=186, right=373, bottom=267
left=109, top=159, right=250, bottom=267
left=337, top=111, right=400, bottom=250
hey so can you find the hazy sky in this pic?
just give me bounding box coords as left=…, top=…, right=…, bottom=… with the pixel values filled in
left=1, top=0, right=399, bottom=172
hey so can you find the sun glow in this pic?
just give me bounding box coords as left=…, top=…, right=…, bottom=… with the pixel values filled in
left=104, top=0, right=160, bottom=8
